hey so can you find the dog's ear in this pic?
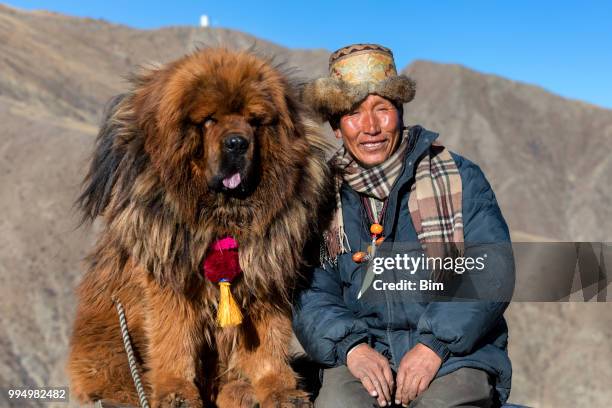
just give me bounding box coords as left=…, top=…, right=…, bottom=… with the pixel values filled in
left=76, top=93, right=131, bottom=222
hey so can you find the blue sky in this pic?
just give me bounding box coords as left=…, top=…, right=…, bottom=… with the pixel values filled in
left=8, top=1, right=612, bottom=109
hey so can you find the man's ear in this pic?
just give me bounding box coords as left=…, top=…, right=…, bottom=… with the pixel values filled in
left=333, top=128, right=343, bottom=139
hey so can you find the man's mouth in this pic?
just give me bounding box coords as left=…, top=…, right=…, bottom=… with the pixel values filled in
left=222, top=172, right=242, bottom=190
left=360, top=139, right=388, bottom=152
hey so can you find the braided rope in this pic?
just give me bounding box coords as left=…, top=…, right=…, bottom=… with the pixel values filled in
left=112, top=297, right=150, bottom=408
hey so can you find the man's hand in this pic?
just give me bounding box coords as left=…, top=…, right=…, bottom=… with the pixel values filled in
left=346, top=344, right=394, bottom=407
left=394, top=343, right=442, bottom=406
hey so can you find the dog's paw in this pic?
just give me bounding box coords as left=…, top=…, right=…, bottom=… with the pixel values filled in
left=152, top=392, right=203, bottom=408
left=260, top=389, right=312, bottom=408
left=151, top=380, right=203, bottom=408
left=217, top=380, right=258, bottom=408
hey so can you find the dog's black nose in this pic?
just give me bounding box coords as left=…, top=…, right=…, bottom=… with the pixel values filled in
left=223, top=135, right=249, bottom=154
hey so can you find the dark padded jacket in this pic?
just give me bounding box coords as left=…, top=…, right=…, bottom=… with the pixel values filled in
left=293, top=125, right=514, bottom=405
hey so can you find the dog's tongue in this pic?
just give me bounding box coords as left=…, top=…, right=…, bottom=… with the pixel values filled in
left=222, top=173, right=241, bottom=189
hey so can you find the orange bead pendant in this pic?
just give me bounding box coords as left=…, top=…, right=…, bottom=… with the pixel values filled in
left=370, top=223, right=383, bottom=236
left=352, top=251, right=369, bottom=263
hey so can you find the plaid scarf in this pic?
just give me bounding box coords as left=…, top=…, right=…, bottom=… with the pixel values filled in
left=322, top=131, right=464, bottom=282
left=408, top=142, right=464, bottom=280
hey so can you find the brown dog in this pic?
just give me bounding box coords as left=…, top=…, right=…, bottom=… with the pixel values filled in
left=67, top=48, right=333, bottom=407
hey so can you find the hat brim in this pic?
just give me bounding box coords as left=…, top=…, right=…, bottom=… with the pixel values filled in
left=301, top=75, right=416, bottom=122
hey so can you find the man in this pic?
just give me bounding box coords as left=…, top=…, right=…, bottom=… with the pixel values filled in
left=294, top=44, right=513, bottom=407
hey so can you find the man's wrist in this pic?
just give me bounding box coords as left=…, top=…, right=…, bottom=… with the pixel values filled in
left=336, top=332, right=371, bottom=365
left=346, top=342, right=366, bottom=359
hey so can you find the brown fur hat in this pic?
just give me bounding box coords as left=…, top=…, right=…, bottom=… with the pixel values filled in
left=302, top=44, right=416, bottom=122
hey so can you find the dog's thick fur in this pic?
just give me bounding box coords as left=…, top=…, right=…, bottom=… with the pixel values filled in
left=67, top=48, right=333, bottom=407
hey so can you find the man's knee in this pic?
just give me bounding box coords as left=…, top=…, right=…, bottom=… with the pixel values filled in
left=315, top=366, right=376, bottom=408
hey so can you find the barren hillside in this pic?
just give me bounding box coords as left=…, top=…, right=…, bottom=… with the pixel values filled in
left=1, top=4, right=611, bottom=407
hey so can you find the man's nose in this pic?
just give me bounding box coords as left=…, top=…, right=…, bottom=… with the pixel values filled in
left=361, top=111, right=380, bottom=135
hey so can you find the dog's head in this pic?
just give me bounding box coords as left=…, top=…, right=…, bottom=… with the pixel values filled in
left=78, top=47, right=328, bottom=236
left=130, top=49, right=309, bottom=212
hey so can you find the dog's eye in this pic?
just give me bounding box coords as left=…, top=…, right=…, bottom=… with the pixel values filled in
left=250, top=118, right=261, bottom=128
left=203, top=117, right=217, bottom=129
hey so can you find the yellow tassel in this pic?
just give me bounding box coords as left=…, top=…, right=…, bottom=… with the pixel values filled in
left=217, top=281, right=243, bottom=327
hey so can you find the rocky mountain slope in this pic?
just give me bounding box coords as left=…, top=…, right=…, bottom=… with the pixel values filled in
left=1, top=4, right=610, bottom=407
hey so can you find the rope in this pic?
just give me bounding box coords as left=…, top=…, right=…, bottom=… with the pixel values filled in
left=112, top=296, right=150, bottom=408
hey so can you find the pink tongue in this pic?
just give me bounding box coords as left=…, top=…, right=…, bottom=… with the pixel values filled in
left=222, top=173, right=241, bottom=189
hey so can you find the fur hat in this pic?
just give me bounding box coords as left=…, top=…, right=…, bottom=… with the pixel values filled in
left=302, top=43, right=416, bottom=122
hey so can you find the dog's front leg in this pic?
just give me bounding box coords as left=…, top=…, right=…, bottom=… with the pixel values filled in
left=235, top=311, right=312, bottom=408
left=144, top=284, right=205, bottom=408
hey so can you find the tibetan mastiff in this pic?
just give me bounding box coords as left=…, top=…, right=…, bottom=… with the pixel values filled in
left=68, top=48, right=332, bottom=407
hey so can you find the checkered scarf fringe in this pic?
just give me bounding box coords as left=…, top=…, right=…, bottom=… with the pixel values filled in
left=321, top=134, right=464, bottom=282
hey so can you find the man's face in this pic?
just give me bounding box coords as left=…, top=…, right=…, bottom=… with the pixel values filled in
left=334, top=94, right=402, bottom=168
